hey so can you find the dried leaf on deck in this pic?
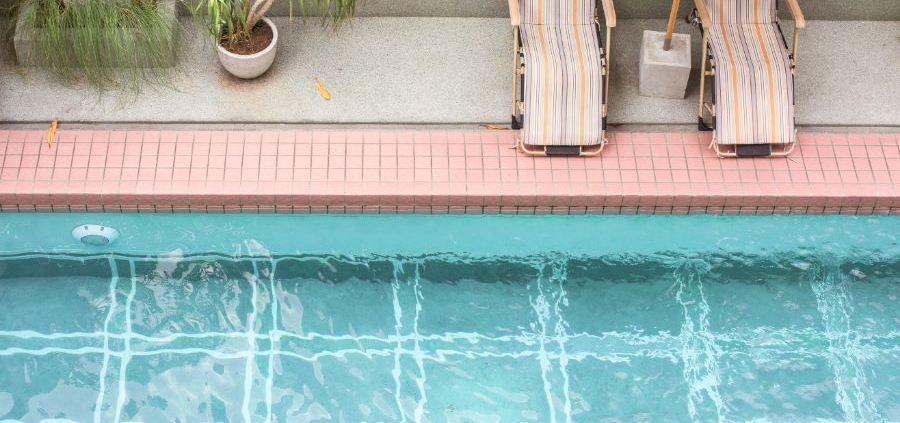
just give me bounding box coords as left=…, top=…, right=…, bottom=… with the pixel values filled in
left=315, top=78, right=331, bottom=101
left=480, top=124, right=510, bottom=130
left=46, top=119, right=58, bottom=147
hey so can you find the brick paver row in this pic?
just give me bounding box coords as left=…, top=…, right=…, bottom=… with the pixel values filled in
left=1, top=130, right=898, bottom=214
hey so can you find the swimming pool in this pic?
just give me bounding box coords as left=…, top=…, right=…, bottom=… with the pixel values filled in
left=0, top=215, right=898, bottom=423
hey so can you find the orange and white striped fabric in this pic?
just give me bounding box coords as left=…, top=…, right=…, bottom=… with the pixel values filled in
left=519, top=0, right=595, bottom=25
left=519, top=0, right=605, bottom=147
left=705, top=0, right=795, bottom=146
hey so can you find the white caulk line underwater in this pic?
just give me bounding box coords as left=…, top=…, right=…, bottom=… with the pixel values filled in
left=0, top=347, right=375, bottom=362
left=810, top=265, right=883, bottom=423
left=8, top=323, right=882, bottom=364
left=0, top=327, right=665, bottom=344
left=8, top=321, right=854, bottom=352
left=0, top=328, right=679, bottom=361
left=391, top=260, right=409, bottom=423
left=673, top=260, right=727, bottom=423
left=113, top=261, right=138, bottom=423
left=550, top=260, right=573, bottom=423
left=242, top=265, right=261, bottom=423
left=0, top=344, right=690, bottom=363
left=531, top=265, right=559, bottom=423
left=411, top=264, right=428, bottom=423
left=0, top=331, right=114, bottom=339
left=265, top=260, right=279, bottom=423
left=93, top=257, right=120, bottom=423
left=0, top=328, right=525, bottom=353
left=0, top=346, right=111, bottom=356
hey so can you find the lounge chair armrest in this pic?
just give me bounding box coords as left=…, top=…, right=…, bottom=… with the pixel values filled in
left=693, top=0, right=711, bottom=29
left=600, top=0, right=616, bottom=27
left=508, top=0, right=520, bottom=26
left=784, top=0, right=805, bottom=29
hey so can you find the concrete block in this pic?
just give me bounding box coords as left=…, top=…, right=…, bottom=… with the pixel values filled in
left=638, top=30, right=691, bottom=99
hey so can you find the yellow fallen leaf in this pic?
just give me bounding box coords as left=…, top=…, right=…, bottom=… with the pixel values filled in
left=480, top=124, right=510, bottom=130
left=315, top=78, right=331, bottom=101
left=46, top=119, right=58, bottom=147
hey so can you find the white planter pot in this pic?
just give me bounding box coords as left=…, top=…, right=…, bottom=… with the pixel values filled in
left=216, top=17, right=278, bottom=79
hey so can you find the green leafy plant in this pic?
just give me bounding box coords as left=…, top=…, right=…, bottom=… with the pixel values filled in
left=190, top=0, right=356, bottom=49
left=13, top=0, right=179, bottom=88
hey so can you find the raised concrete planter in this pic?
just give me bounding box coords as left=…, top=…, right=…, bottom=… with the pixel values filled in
left=13, top=0, right=178, bottom=67
left=216, top=17, right=279, bottom=79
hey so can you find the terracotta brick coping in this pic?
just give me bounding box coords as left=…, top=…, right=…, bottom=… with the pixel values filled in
left=1, top=129, right=899, bottom=214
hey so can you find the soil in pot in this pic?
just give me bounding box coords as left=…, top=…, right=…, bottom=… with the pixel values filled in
left=222, top=23, right=273, bottom=55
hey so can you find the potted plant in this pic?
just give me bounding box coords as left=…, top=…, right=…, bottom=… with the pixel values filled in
left=12, top=0, right=179, bottom=87
left=191, top=0, right=356, bottom=79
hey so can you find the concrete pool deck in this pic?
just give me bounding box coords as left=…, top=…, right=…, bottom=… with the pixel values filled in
left=1, top=129, right=899, bottom=214
left=2, top=18, right=899, bottom=127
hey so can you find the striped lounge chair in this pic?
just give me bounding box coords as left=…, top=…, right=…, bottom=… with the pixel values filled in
left=508, top=0, right=616, bottom=156
left=692, top=0, right=805, bottom=157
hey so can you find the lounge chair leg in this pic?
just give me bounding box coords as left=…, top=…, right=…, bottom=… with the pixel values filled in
left=517, top=138, right=546, bottom=156
left=770, top=141, right=797, bottom=157
left=511, top=28, right=523, bottom=131
left=696, top=31, right=716, bottom=133
left=579, top=139, right=607, bottom=157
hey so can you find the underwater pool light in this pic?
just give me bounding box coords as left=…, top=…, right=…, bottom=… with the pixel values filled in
left=72, top=224, right=120, bottom=246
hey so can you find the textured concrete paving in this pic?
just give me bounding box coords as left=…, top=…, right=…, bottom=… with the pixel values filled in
left=0, top=18, right=898, bottom=127
left=0, top=17, right=512, bottom=124
left=575, top=0, right=900, bottom=21
left=609, top=19, right=900, bottom=127
left=799, top=20, right=900, bottom=126
left=241, top=0, right=900, bottom=20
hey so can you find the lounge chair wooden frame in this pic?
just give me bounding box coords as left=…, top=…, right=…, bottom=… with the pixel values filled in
left=508, top=0, right=616, bottom=157
left=692, top=0, right=805, bottom=158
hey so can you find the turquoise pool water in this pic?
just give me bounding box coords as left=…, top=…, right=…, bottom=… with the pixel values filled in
left=0, top=215, right=898, bottom=423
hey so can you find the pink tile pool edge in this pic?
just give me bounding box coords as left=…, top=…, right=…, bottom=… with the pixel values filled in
left=1, top=129, right=899, bottom=214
